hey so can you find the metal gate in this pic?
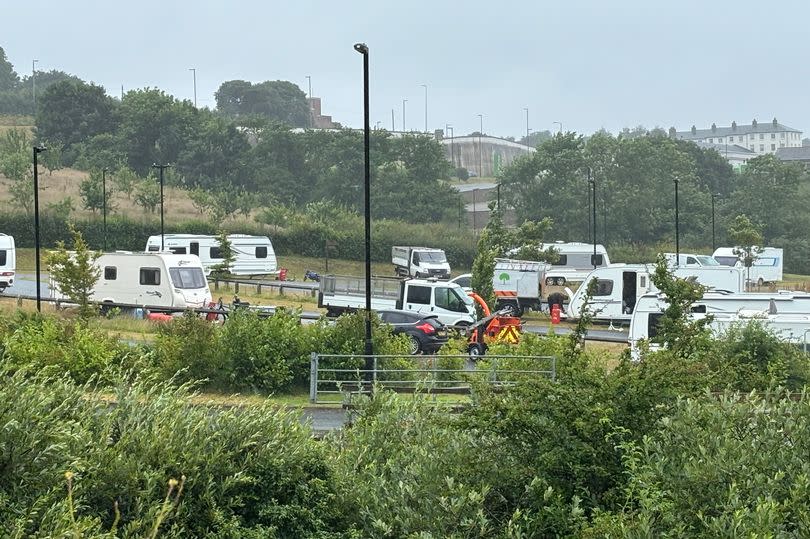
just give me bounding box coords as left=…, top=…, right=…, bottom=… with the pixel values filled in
left=309, top=353, right=556, bottom=405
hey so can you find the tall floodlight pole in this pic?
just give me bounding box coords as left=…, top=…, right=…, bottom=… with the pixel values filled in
left=354, top=42, right=373, bottom=364
left=32, top=59, right=38, bottom=114
left=711, top=192, right=720, bottom=251
left=553, top=121, right=563, bottom=133
left=102, top=167, right=109, bottom=251
left=421, top=84, right=428, bottom=133
left=391, top=108, right=395, bottom=131
left=402, top=99, right=407, bottom=131
left=151, top=164, right=172, bottom=250
left=524, top=107, right=530, bottom=147
left=33, top=145, right=47, bottom=312
left=446, top=124, right=454, bottom=166
left=589, top=168, right=597, bottom=268
left=189, top=68, right=197, bottom=107
left=674, top=177, right=680, bottom=267
left=478, top=114, right=483, bottom=177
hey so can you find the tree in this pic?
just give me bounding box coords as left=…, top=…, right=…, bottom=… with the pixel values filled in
left=188, top=187, right=213, bottom=215
left=8, top=176, right=34, bottom=215
left=112, top=166, right=139, bottom=200
left=134, top=177, right=161, bottom=213
left=45, top=197, right=75, bottom=220
left=215, top=80, right=310, bottom=127
left=728, top=214, right=763, bottom=287
left=46, top=226, right=101, bottom=319
left=36, top=80, right=118, bottom=158
left=210, top=231, right=235, bottom=277
left=0, top=46, right=19, bottom=91
left=79, top=170, right=108, bottom=213
left=39, top=141, right=63, bottom=176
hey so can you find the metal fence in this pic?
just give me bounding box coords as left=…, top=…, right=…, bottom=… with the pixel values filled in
left=309, top=352, right=556, bottom=405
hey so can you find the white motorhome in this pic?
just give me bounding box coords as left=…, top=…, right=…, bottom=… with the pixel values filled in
left=566, top=264, right=746, bottom=322
left=392, top=246, right=451, bottom=279
left=0, top=234, right=15, bottom=292
left=51, top=252, right=212, bottom=309
left=318, top=274, right=475, bottom=327
left=713, top=247, right=784, bottom=285
left=629, top=291, right=810, bottom=358
left=145, top=234, right=277, bottom=276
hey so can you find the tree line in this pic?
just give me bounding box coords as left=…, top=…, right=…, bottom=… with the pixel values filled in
left=499, top=130, right=810, bottom=272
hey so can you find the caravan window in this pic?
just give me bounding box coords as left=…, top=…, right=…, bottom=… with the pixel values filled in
left=209, top=246, right=222, bottom=259
left=256, top=246, right=268, bottom=259
left=406, top=285, right=431, bottom=305
left=169, top=247, right=187, bottom=254
left=169, top=267, right=206, bottom=289
left=591, top=254, right=604, bottom=266
left=0, top=250, right=6, bottom=266
left=555, top=254, right=568, bottom=266
left=104, top=267, right=117, bottom=280
left=147, top=245, right=159, bottom=252
left=753, top=257, right=777, bottom=267
left=647, top=313, right=664, bottom=339
left=139, top=268, right=161, bottom=286
left=593, top=279, right=614, bottom=296
left=190, top=242, right=199, bottom=256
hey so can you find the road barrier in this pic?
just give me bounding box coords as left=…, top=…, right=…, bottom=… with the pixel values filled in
left=210, top=276, right=319, bottom=297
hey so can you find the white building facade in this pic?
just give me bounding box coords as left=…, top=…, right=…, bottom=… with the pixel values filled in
left=673, top=118, right=802, bottom=156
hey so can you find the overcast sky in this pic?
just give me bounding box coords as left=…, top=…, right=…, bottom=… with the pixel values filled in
left=4, top=0, right=808, bottom=138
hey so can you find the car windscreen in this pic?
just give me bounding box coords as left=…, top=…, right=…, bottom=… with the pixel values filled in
left=169, top=267, right=206, bottom=289
left=422, top=252, right=447, bottom=263
left=714, top=256, right=739, bottom=267
left=696, top=256, right=720, bottom=266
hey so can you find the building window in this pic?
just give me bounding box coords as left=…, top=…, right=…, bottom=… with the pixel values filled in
left=760, top=134, right=764, bottom=140
left=760, top=144, right=765, bottom=151
left=771, top=144, right=776, bottom=151
left=104, top=266, right=117, bottom=280
left=780, top=132, right=785, bottom=138
left=750, top=145, right=755, bottom=150
left=709, top=138, right=713, bottom=143
left=771, top=133, right=776, bottom=139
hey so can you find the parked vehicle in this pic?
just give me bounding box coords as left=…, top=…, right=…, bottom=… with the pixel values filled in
left=318, top=275, right=475, bottom=326
left=629, top=290, right=810, bottom=358
left=449, top=273, right=472, bottom=293
left=51, top=252, right=212, bottom=309
left=713, top=246, right=784, bottom=285
left=392, top=246, right=451, bottom=279
left=377, top=309, right=449, bottom=355
left=492, top=258, right=547, bottom=316
left=566, top=263, right=746, bottom=322
left=0, top=234, right=15, bottom=292
left=145, top=234, right=277, bottom=276
left=664, top=253, right=722, bottom=267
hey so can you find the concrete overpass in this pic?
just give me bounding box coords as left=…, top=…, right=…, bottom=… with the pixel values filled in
left=440, top=135, right=534, bottom=177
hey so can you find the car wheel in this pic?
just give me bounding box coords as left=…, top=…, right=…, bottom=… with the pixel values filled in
left=757, top=277, right=765, bottom=287
left=468, top=343, right=485, bottom=359
left=408, top=335, right=422, bottom=355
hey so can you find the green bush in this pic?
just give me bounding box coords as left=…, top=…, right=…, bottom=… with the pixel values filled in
left=152, top=310, right=226, bottom=387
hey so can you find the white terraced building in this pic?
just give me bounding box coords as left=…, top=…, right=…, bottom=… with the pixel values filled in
left=672, top=118, right=802, bottom=156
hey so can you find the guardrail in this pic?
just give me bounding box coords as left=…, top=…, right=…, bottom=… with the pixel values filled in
left=309, top=353, right=556, bottom=405
left=209, top=276, right=319, bottom=297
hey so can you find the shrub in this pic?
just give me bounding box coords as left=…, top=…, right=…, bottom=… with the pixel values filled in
left=152, top=310, right=226, bottom=387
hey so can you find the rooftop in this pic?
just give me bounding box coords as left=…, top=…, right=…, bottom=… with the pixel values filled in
left=675, top=118, right=801, bottom=139
left=775, top=146, right=810, bottom=161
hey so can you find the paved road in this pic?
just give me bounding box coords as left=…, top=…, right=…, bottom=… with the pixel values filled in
left=3, top=274, right=50, bottom=298
left=523, top=322, right=629, bottom=343
left=454, top=182, right=497, bottom=192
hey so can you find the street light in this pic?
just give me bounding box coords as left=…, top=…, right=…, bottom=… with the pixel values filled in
left=553, top=121, right=563, bottom=133
left=151, top=163, right=172, bottom=250
left=306, top=75, right=313, bottom=127
left=478, top=114, right=484, bottom=177
left=524, top=107, right=530, bottom=148
left=588, top=168, right=597, bottom=268
left=354, top=42, right=373, bottom=362
left=711, top=192, right=721, bottom=251
left=189, top=68, right=197, bottom=107
left=102, top=167, right=109, bottom=251
left=402, top=99, right=407, bottom=131
left=421, top=84, right=428, bottom=133
left=446, top=124, right=454, bottom=167
left=674, top=177, right=680, bottom=266
left=33, top=145, right=47, bottom=312
left=32, top=60, right=38, bottom=115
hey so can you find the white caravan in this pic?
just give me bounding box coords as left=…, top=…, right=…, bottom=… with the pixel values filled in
left=565, top=264, right=746, bottom=322
left=392, top=246, right=451, bottom=279
left=713, top=247, right=784, bottom=285
left=51, top=252, right=212, bottom=309
left=318, top=274, right=475, bottom=327
left=629, top=291, right=810, bottom=358
left=0, top=234, right=15, bottom=292
left=145, top=234, right=277, bottom=276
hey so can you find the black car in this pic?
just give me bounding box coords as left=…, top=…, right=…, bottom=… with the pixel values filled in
left=378, top=309, right=449, bottom=355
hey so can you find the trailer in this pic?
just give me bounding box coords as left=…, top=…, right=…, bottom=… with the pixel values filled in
left=713, top=246, right=784, bottom=285
left=629, top=291, right=810, bottom=358
left=318, top=274, right=475, bottom=326
left=51, top=252, right=212, bottom=309
left=145, top=234, right=277, bottom=276
left=566, top=263, right=746, bottom=322
left=0, top=234, right=15, bottom=292
left=492, top=258, right=548, bottom=316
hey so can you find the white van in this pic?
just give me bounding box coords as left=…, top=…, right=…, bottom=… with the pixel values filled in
left=664, top=253, right=722, bottom=268
left=713, top=247, right=784, bottom=285
left=145, top=234, right=277, bottom=276
left=0, top=234, right=15, bottom=292
left=566, top=263, right=746, bottom=322
left=52, top=252, right=212, bottom=309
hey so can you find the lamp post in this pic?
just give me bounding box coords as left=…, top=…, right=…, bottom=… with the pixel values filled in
left=391, top=109, right=395, bottom=131
left=32, top=59, right=38, bottom=114
left=477, top=114, right=483, bottom=177
left=446, top=124, right=454, bottom=166
left=711, top=192, right=720, bottom=251
left=151, top=163, right=172, bottom=250
left=421, top=84, right=428, bottom=133
left=354, top=42, right=373, bottom=362
left=553, top=121, right=563, bottom=133
left=588, top=168, right=597, bottom=268
left=402, top=99, right=407, bottom=131
left=33, top=145, right=47, bottom=312
left=189, top=68, right=197, bottom=107
left=524, top=107, right=530, bottom=147
left=674, top=177, right=680, bottom=266
left=306, top=75, right=313, bottom=127
left=102, top=167, right=109, bottom=251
